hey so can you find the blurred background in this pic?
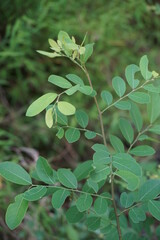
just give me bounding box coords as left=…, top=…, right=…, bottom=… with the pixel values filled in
left=0, top=0, right=160, bottom=239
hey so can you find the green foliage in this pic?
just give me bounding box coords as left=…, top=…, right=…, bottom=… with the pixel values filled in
left=1, top=30, right=160, bottom=240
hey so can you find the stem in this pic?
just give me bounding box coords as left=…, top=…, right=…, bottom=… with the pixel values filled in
left=82, top=65, right=122, bottom=240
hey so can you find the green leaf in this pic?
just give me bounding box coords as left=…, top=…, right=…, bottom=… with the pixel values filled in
left=139, top=55, right=152, bottom=80
left=65, top=128, right=80, bottom=143
left=0, top=162, right=32, bottom=185
left=125, top=64, right=140, bottom=89
left=58, top=101, right=76, bottom=116
left=55, top=107, right=68, bottom=125
left=52, top=189, right=70, bottom=209
left=148, top=200, right=160, bottom=221
left=114, top=100, right=131, bottom=110
left=129, top=207, right=146, bottom=223
left=113, top=153, right=142, bottom=176
left=129, top=102, right=143, bottom=131
left=86, top=216, right=101, bottom=231
left=66, top=206, right=84, bottom=223
left=90, top=165, right=110, bottom=183
left=74, top=160, right=93, bottom=181
left=48, top=75, right=72, bottom=89
left=101, top=90, right=113, bottom=105
left=5, top=194, right=28, bottom=230
left=119, top=118, right=134, bottom=144
left=116, top=170, right=139, bottom=191
left=137, top=179, right=160, bottom=201
left=76, top=194, right=93, bottom=212
left=48, top=39, right=60, bottom=52
left=130, top=145, right=155, bottom=156
left=109, top=134, right=124, bottom=153
left=87, top=179, right=98, bottom=193
left=112, top=76, right=126, bottom=97
left=149, top=125, right=160, bottom=135
left=36, top=156, right=56, bottom=184
left=84, top=131, right=96, bottom=139
left=81, top=43, right=94, bottom=63
left=128, top=92, right=150, bottom=104
left=147, top=92, right=160, bottom=123
left=57, top=168, right=77, bottom=189
left=78, top=86, right=93, bottom=96
left=36, top=50, right=61, bottom=58
left=93, top=151, right=111, bottom=167
left=65, top=85, right=80, bottom=95
left=66, top=74, right=84, bottom=86
left=23, top=186, right=47, bottom=201
left=94, top=197, right=108, bottom=215
left=58, top=31, right=70, bottom=43
left=75, top=110, right=89, bottom=128
left=120, top=192, right=134, bottom=208
left=26, top=93, right=57, bottom=117
left=56, top=127, right=64, bottom=139
left=92, top=143, right=109, bottom=154
left=45, top=108, right=53, bottom=128
left=143, top=83, right=160, bottom=93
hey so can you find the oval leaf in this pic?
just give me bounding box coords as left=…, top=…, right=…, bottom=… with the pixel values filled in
left=112, top=76, right=126, bottom=97
left=52, top=189, right=70, bottom=209
left=26, top=93, right=57, bottom=117
left=48, top=75, right=72, bottom=89
left=119, top=118, right=134, bottom=144
left=128, top=92, right=150, bottom=104
left=58, top=101, right=76, bottom=116
left=130, top=145, right=155, bottom=156
left=76, top=193, right=93, bottom=212
left=139, top=55, right=152, bottom=80
left=75, top=110, right=89, bottom=128
left=0, top=162, right=32, bottom=185
left=57, top=168, right=77, bottom=189
left=23, top=186, right=47, bottom=201
left=65, top=128, right=80, bottom=143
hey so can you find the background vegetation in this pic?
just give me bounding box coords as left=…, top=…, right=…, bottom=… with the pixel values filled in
left=0, top=0, right=160, bottom=239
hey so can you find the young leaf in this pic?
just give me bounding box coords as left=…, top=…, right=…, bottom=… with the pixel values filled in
left=51, top=189, right=70, bottom=209
left=45, top=108, right=53, bottom=128
left=129, top=207, right=146, bottom=223
left=86, top=216, right=101, bottom=231
left=115, top=170, right=139, bottom=191
left=101, top=90, right=113, bottom=105
left=120, top=192, right=134, bottom=208
left=139, top=55, right=152, bottom=80
left=130, top=145, right=155, bottom=156
left=57, top=168, right=77, bottom=189
left=75, top=110, right=89, bottom=128
left=76, top=194, right=93, bottom=212
left=109, top=134, right=125, bottom=153
left=36, top=156, right=56, bottom=184
left=36, top=50, right=61, bottom=58
left=66, top=206, right=84, bottom=223
left=137, top=179, right=160, bottom=201
left=5, top=194, right=28, bottom=230
left=26, top=93, right=57, bottom=117
left=148, top=200, right=160, bottom=221
left=48, top=75, right=72, bottom=89
left=125, top=64, right=140, bottom=89
left=94, top=197, right=108, bottom=215
left=119, top=118, right=134, bottom=144
left=65, top=128, right=80, bottom=143
left=147, top=92, right=160, bottom=123
left=57, top=101, right=76, bottom=116
left=80, top=43, right=94, bottom=63
left=48, top=39, right=61, bottom=52
left=66, top=74, right=84, bottom=86
left=58, top=31, right=70, bottom=44
left=84, top=130, right=97, bottom=139
left=0, top=162, right=32, bottom=185
left=129, top=102, right=143, bottom=132
left=112, top=76, right=126, bottom=97
left=23, top=186, right=47, bottom=201
left=74, top=160, right=93, bottom=181
left=128, top=92, right=150, bottom=104
left=113, top=153, right=142, bottom=176
left=114, top=100, right=131, bottom=110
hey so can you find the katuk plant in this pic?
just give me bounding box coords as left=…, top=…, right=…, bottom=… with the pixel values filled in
left=0, top=31, right=160, bottom=240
